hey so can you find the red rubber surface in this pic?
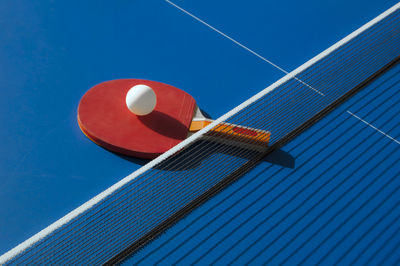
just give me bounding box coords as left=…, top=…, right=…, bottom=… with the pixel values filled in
left=78, top=79, right=196, bottom=159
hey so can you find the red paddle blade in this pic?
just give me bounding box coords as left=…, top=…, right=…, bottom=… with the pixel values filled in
left=77, top=79, right=196, bottom=159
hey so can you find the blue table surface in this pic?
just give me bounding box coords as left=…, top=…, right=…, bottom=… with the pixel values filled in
left=0, top=0, right=398, bottom=261
left=123, top=59, right=400, bottom=265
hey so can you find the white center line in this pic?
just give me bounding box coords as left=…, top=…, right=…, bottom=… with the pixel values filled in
left=164, top=0, right=325, bottom=97
left=347, top=110, right=400, bottom=145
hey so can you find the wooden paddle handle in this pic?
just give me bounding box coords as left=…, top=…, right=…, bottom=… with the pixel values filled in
left=190, top=120, right=270, bottom=146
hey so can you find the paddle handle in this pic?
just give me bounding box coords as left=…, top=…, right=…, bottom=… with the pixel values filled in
left=189, top=119, right=270, bottom=146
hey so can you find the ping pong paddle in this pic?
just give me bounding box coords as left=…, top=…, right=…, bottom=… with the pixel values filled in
left=78, top=79, right=270, bottom=159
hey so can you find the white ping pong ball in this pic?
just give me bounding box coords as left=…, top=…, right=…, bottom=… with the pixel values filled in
left=126, top=84, right=157, bottom=116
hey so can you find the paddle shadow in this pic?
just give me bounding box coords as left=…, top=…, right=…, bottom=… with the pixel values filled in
left=117, top=109, right=295, bottom=170
left=264, top=148, right=295, bottom=168
left=117, top=139, right=295, bottom=171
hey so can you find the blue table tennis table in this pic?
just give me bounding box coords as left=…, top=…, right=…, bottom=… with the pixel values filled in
left=1, top=0, right=399, bottom=264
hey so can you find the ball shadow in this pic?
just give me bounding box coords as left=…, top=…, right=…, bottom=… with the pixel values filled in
left=138, top=110, right=188, bottom=140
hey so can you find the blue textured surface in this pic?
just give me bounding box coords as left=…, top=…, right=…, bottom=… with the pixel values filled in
left=123, top=59, right=400, bottom=266
left=1, top=0, right=399, bottom=263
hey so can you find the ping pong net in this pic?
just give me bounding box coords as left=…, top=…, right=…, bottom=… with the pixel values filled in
left=1, top=3, right=400, bottom=265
